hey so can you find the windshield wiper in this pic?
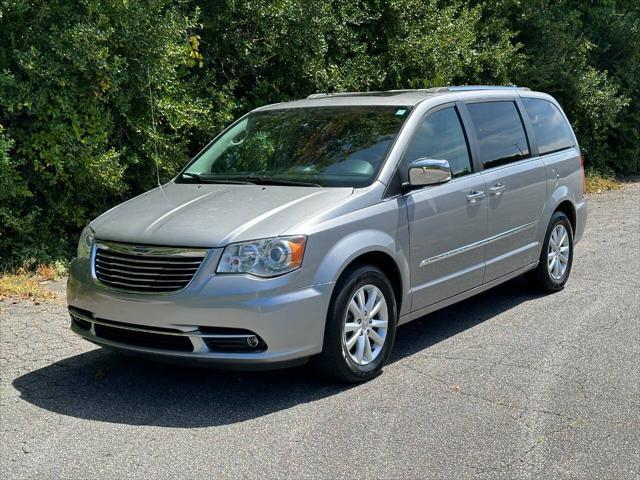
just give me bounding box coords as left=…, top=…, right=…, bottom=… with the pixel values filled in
left=181, top=172, right=320, bottom=187
left=181, top=172, right=255, bottom=184
left=242, top=175, right=322, bottom=187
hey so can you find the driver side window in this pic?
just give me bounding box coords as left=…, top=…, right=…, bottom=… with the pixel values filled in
left=404, top=107, right=472, bottom=178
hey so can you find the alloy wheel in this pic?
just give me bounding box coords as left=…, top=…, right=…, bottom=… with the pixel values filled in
left=547, top=224, right=570, bottom=280
left=342, top=284, right=388, bottom=366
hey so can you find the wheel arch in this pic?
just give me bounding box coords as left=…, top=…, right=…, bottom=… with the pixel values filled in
left=310, top=228, right=410, bottom=318
left=554, top=200, right=577, bottom=234
left=539, top=186, right=577, bottom=241
left=335, top=250, right=405, bottom=315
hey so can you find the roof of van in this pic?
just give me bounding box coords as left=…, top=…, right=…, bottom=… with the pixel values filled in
left=255, top=86, right=534, bottom=111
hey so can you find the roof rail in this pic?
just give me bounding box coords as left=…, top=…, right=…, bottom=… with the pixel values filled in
left=306, top=86, right=529, bottom=99
left=306, top=92, right=363, bottom=99
left=426, top=85, right=530, bottom=93
left=306, top=89, right=433, bottom=99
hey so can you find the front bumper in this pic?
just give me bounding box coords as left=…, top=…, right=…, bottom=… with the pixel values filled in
left=66, top=251, right=333, bottom=367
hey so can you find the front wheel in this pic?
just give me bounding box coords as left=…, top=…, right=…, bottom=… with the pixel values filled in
left=528, top=211, right=574, bottom=292
left=313, top=265, right=397, bottom=383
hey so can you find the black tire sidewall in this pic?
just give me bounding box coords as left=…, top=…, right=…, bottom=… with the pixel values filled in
left=321, top=265, right=397, bottom=382
left=539, top=212, right=574, bottom=290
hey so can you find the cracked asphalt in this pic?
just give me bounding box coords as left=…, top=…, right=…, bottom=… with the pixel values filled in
left=1, top=183, right=639, bottom=480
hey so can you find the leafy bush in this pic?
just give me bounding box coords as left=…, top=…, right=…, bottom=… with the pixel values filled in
left=0, top=0, right=638, bottom=268
left=197, top=0, right=520, bottom=106
left=477, top=0, right=638, bottom=174
left=0, top=0, right=220, bottom=266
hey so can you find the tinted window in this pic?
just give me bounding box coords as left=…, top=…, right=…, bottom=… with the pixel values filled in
left=179, top=106, right=411, bottom=188
left=467, top=101, right=530, bottom=169
left=522, top=98, right=575, bottom=155
left=404, top=107, right=472, bottom=177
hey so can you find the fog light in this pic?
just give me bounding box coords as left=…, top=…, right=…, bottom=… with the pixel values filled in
left=247, top=335, right=259, bottom=348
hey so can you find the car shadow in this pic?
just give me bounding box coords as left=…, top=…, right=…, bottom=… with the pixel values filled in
left=12, top=276, right=543, bottom=427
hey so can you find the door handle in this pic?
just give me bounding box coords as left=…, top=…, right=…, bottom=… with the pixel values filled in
left=466, top=190, right=486, bottom=203
left=489, top=183, right=506, bottom=196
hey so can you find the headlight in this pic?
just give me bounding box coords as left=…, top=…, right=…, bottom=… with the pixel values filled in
left=77, top=226, right=95, bottom=259
left=217, top=236, right=306, bottom=277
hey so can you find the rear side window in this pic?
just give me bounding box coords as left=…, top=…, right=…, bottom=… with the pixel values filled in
left=467, top=101, right=530, bottom=169
left=404, top=106, right=472, bottom=178
left=522, top=98, right=575, bottom=155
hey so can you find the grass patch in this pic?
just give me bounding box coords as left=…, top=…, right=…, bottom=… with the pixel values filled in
left=585, top=170, right=622, bottom=194
left=35, top=261, right=68, bottom=281
left=0, top=261, right=67, bottom=302
left=0, top=273, right=57, bottom=302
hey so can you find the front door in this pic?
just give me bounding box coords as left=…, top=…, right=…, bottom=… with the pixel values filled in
left=404, top=105, right=488, bottom=312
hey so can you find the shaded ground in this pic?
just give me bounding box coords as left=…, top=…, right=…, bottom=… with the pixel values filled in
left=1, top=183, right=638, bottom=479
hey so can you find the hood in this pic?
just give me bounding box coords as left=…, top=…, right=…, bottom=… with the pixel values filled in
left=91, top=182, right=354, bottom=248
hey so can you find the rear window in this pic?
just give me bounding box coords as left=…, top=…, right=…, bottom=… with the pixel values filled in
left=522, top=98, right=575, bottom=155
left=467, top=101, right=530, bottom=169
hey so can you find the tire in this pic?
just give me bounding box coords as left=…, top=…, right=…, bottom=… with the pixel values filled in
left=528, top=211, right=574, bottom=292
left=312, top=265, right=397, bottom=383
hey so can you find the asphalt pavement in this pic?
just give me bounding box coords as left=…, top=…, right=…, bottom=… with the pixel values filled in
left=1, top=182, right=638, bottom=479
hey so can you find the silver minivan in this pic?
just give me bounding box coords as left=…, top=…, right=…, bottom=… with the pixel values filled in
left=68, top=86, right=587, bottom=382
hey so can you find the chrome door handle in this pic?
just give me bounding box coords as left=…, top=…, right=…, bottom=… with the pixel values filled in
left=489, top=183, right=506, bottom=196
left=466, top=190, right=486, bottom=203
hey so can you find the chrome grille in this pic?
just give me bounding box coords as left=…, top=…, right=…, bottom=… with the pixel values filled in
left=93, top=242, right=207, bottom=294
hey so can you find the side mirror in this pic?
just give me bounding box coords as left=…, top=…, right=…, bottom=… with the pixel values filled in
left=407, top=158, right=452, bottom=188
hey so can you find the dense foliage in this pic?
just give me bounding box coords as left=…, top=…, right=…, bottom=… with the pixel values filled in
left=476, top=0, right=638, bottom=175
left=0, top=0, right=638, bottom=266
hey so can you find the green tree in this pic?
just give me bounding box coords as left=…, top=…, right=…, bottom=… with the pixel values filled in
left=476, top=0, right=635, bottom=173
left=577, top=0, right=640, bottom=174
left=196, top=0, right=520, bottom=107
left=1, top=0, right=638, bottom=267
left=0, top=0, right=217, bottom=264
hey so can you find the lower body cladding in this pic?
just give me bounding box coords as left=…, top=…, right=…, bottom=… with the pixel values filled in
left=67, top=259, right=334, bottom=369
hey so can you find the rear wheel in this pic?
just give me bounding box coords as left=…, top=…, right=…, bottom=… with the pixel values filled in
left=528, top=211, right=574, bottom=292
left=313, top=265, right=397, bottom=383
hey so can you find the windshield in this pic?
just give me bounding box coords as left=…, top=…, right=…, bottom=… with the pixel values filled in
left=177, top=106, right=412, bottom=187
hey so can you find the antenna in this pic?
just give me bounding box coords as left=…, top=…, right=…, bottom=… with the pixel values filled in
left=147, top=67, right=162, bottom=188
